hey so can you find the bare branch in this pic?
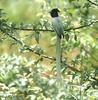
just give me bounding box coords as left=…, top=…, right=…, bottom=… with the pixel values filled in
left=87, top=0, right=98, bottom=7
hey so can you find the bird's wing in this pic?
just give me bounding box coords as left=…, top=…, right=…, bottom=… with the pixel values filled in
left=52, top=17, right=64, bottom=38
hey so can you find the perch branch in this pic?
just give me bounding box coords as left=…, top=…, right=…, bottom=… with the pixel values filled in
left=13, top=20, right=98, bottom=32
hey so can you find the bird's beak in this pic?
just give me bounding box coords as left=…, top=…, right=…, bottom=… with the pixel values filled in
left=57, top=8, right=61, bottom=12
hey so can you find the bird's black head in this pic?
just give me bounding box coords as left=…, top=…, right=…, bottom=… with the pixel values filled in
left=50, top=8, right=60, bottom=18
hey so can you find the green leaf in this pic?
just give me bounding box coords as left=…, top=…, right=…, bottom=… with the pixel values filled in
left=34, top=31, right=40, bottom=44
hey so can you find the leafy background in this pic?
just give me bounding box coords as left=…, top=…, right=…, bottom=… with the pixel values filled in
left=0, top=0, right=98, bottom=99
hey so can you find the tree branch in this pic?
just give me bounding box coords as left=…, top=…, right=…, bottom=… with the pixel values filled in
left=14, top=27, right=54, bottom=32
left=0, top=28, right=81, bottom=73
left=7, top=33, right=56, bottom=60
left=13, top=20, right=98, bottom=32
left=87, top=0, right=98, bottom=7
left=1, top=20, right=98, bottom=73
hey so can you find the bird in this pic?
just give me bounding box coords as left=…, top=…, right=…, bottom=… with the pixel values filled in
left=50, top=8, right=64, bottom=39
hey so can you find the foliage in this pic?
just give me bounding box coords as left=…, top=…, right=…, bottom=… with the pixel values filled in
left=0, top=54, right=98, bottom=100
left=0, top=0, right=98, bottom=99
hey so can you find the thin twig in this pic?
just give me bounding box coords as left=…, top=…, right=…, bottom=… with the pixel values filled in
left=87, top=0, right=98, bottom=7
